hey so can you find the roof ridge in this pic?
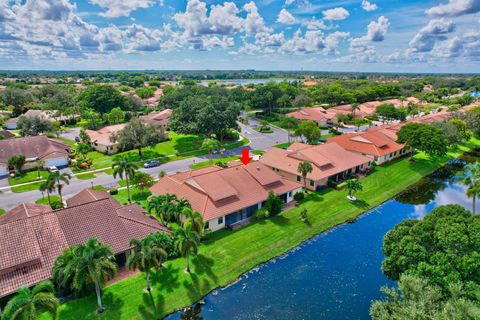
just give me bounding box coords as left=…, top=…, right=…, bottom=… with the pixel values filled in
left=117, top=212, right=164, bottom=230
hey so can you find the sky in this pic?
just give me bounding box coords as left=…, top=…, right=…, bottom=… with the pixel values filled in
left=0, top=0, right=479, bottom=73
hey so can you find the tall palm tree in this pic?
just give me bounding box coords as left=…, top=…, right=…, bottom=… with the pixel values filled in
left=297, top=161, right=313, bottom=191
left=176, top=199, right=191, bottom=223
left=201, top=138, right=220, bottom=165
left=126, top=238, right=167, bottom=292
left=181, top=208, right=205, bottom=235
left=48, top=171, right=71, bottom=207
left=112, top=156, right=138, bottom=203
left=8, top=155, right=26, bottom=176
left=70, top=238, right=117, bottom=313
left=1, top=281, right=59, bottom=320
left=148, top=196, right=165, bottom=224
left=38, top=177, right=55, bottom=207
left=174, top=225, right=200, bottom=273
left=351, top=103, right=359, bottom=118
left=461, top=163, right=480, bottom=214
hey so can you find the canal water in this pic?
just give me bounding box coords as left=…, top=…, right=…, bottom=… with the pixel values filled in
left=166, top=159, right=475, bottom=319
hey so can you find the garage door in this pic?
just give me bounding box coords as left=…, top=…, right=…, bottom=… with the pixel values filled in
left=0, top=165, right=8, bottom=178
left=44, top=158, right=68, bottom=169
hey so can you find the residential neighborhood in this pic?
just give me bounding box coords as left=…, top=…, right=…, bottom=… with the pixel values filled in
left=0, top=0, right=479, bottom=319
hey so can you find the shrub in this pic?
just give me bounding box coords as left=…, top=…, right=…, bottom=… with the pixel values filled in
left=50, top=200, right=63, bottom=210
left=293, top=192, right=305, bottom=202
left=300, top=208, right=308, bottom=223
left=215, top=161, right=228, bottom=168
left=109, top=188, right=118, bottom=195
left=146, top=232, right=179, bottom=259
left=263, top=191, right=283, bottom=215
left=254, top=208, right=268, bottom=220
left=132, top=190, right=152, bottom=201
left=224, top=129, right=240, bottom=141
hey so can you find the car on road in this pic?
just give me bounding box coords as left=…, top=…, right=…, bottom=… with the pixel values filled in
left=143, top=160, right=161, bottom=168
left=47, top=166, right=58, bottom=172
left=75, top=136, right=80, bottom=142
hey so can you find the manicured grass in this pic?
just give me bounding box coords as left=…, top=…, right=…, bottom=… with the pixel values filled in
left=52, top=138, right=480, bottom=320
left=9, top=171, right=49, bottom=193
left=189, top=155, right=240, bottom=169
left=71, top=132, right=248, bottom=172
left=75, top=172, right=96, bottom=180
left=0, top=208, right=4, bottom=216
left=274, top=142, right=293, bottom=149
left=111, top=187, right=150, bottom=208
left=35, top=195, right=61, bottom=205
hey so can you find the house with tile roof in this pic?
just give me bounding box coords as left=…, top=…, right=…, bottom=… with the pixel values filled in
left=85, top=124, right=126, bottom=154
left=150, top=163, right=302, bottom=231
left=139, top=108, right=172, bottom=131
left=0, top=188, right=168, bottom=298
left=0, top=136, right=70, bottom=178
left=287, top=107, right=339, bottom=126
left=327, top=131, right=408, bottom=164
left=259, top=142, right=371, bottom=191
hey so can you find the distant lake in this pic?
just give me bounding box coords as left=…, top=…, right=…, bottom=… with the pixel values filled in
left=166, top=160, right=475, bottom=320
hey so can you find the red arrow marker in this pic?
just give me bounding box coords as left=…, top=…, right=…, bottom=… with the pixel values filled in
left=239, top=148, right=252, bottom=165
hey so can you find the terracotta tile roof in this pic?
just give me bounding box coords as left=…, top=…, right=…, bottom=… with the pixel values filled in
left=287, top=107, right=337, bottom=122
left=260, top=143, right=371, bottom=181
left=327, top=131, right=405, bottom=157
left=0, top=130, right=15, bottom=139
left=66, top=188, right=121, bottom=208
left=0, top=136, right=70, bottom=165
left=139, top=109, right=172, bottom=126
left=0, top=203, right=52, bottom=224
left=150, top=163, right=301, bottom=221
left=86, top=124, right=125, bottom=146
left=0, top=193, right=167, bottom=297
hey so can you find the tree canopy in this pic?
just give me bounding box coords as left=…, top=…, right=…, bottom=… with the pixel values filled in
left=77, top=85, right=128, bottom=117
left=397, top=123, right=447, bottom=158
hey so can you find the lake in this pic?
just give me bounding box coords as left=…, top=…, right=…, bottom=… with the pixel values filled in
left=166, top=163, right=473, bottom=320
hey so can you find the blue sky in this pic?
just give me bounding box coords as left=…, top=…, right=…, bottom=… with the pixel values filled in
left=0, top=0, right=479, bottom=72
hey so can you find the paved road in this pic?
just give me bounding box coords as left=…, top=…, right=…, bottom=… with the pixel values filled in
left=60, top=127, right=81, bottom=141
left=0, top=120, right=290, bottom=211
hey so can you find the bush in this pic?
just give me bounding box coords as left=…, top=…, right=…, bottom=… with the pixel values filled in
left=327, top=180, right=338, bottom=189
left=50, top=200, right=63, bottom=210
left=215, top=161, right=228, bottom=168
left=146, top=232, right=179, bottom=259
left=254, top=208, right=269, bottom=220
left=263, top=191, right=283, bottom=215
left=223, top=129, right=240, bottom=141
left=132, top=190, right=152, bottom=201
left=293, top=192, right=305, bottom=202
left=109, top=188, right=118, bottom=195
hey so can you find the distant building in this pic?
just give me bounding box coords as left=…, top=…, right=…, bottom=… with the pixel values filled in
left=259, top=142, right=371, bottom=191
left=0, top=136, right=70, bottom=178
left=0, top=188, right=168, bottom=298
left=150, top=163, right=302, bottom=231
left=287, top=107, right=339, bottom=126
left=139, top=108, right=172, bottom=131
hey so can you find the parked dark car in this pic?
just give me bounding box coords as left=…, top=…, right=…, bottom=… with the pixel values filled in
left=143, top=160, right=161, bottom=168
left=74, top=136, right=80, bottom=142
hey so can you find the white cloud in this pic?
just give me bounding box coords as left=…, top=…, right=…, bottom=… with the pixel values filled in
left=426, top=0, right=480, bottom=17
left=324, top=31, right=350, bottom=54
left=322, top=7, right=349, bottom=21
left=284, top=0, right=295, bottom=5
left=89, top=0, right=162, bottom=18
left=304, top=17, right=328, bottom=30
left=409, top=19, right=456, bottom=52
left=361, top=0, right=378, bottom=11
left=277, top=8, right=296, bottom=25
left=365, top=16, right=390, bottom=41
left=244, top=1, right=271, bottom=34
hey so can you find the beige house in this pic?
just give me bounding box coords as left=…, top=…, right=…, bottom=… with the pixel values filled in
left=85, top=124, right=125, bottom=154
left=259, top=142, right=371, bottom=191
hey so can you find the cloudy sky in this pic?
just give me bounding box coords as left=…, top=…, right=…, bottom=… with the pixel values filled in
left=0, top=0, right=479, bottom=72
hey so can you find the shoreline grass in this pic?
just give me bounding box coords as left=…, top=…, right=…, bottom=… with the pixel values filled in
left=46, top=138, right=480, bottom=320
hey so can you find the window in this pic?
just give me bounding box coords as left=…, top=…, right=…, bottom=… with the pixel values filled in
left=288, top=191, right=292, bottom=197
left=218, top=217, right=223, bottom=224
left=204, top=222, right=210, bottom=230
left=297, top=176, right=301, bottom=182
left=310, top=180, right=315, bottom=187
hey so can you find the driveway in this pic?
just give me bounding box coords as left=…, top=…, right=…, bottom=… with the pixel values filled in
left=60, top=127, right=81, bottom=141
left=238, top=117, right=290, bottom=150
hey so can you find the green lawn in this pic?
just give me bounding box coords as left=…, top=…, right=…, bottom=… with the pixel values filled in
left=35, top=195, right=61, bottom=205
left=0, top=208, right=5, bottom=216
left=189, top=155, right=240, bottom=169
left=9, top=171, right=49, bottom=193
left=111, top=187, right=151, bottom=208
left=75, top=172, right=96, bottom=180
left=51, top=137, right=480, bottom=320
left=70, top=132, right=248, bottom=172
left=274, top=142, right=293, bottom=149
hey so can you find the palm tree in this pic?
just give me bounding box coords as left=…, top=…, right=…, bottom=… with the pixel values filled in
left=181, top=208, right=205, bottom=235
left=201, top=138, right=220, bottom=165
left=176, top=199, right=191, bottom=223
left=351, top=103, right=359, bottom=118
left=8, top=155, right=26, bottom=176
left=126, top=238, right=167, bottom=292
left=48, top=171, right=71, bottom=206
left=297, top=161, right=313, bottom=191
left=112, top=156, right=138, bottom=203
left=174, top=225, right=200, bottom=273
left=38, top=177, right=55, bottom=207
left=461, top=163, right=480, bottom=214
left=70, top=238, right=117, bottom=313
left=148, top=195, right=165, bottom=224
left=1, top=281, right=59, bottom=320
left=345, top=179, right=363, bottom=200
